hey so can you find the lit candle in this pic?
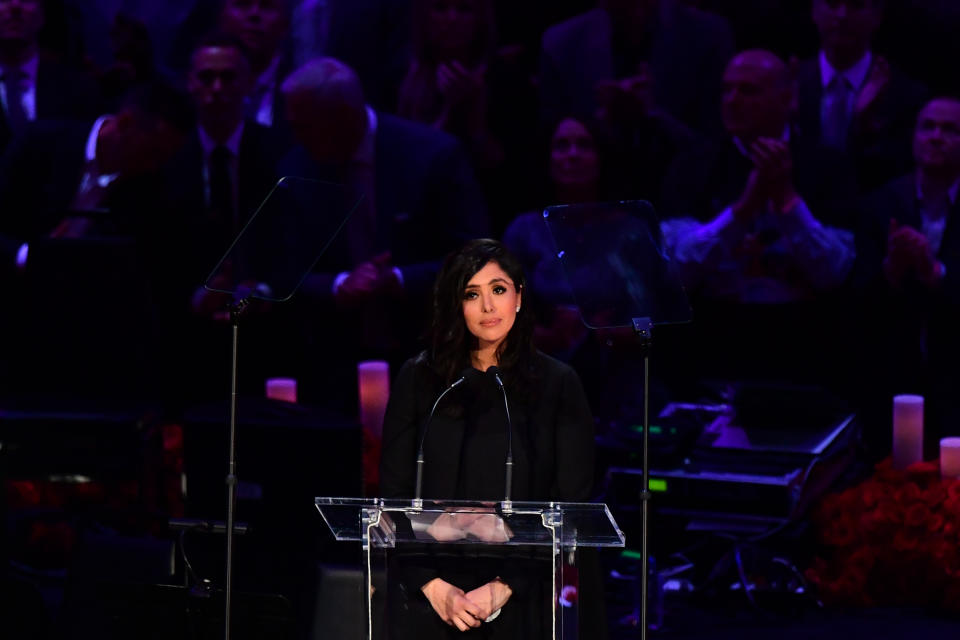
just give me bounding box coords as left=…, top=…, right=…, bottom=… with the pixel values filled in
left=358, top=361, right=390, bottom=439
left=941, top=438, right=960, bottom=478
left=892, top=395, right=924, bottom=470
left=266, top=377, right=297, bottom=403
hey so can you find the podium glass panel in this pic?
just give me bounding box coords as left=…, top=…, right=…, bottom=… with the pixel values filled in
left=315, top=497, right=625, bottom=640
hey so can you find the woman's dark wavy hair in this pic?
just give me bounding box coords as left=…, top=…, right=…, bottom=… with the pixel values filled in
left=429, top=239, right=537, bottom=389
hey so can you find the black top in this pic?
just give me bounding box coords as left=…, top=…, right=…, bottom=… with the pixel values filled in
left=378, top=350, right=597, bottom=640
left=379, top=350, right=595, bottom=504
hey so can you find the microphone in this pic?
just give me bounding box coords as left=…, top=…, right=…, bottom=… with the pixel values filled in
left=486, top=366, right=514, bottom=512
left=413, top=368, right=475, bottom=509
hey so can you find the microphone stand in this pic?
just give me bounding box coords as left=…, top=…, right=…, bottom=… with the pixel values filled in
left=491, top=371, right=513, bottom=514
left=413, top=375, right=468, bottom=510
left=223, top=297, right=250, bottom=640
left=632, top=317, right=653, bottom=640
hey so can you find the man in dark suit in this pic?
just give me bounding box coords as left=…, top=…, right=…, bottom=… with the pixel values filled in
left=0, top=0, right=99, bottom=152
left=219, top=0, right=292, bottom=129
left=538, top=0, right=734, bottom=133
left=853, top=97, right=960, bottom=456
left=160, top=33, right=286, bottom=304
left=279, top=57, right=489, bottom=404
left=281, top=57, right=489, bottom=306
left=658, top=50, right=855, bottom=388
left=795, top=0, right=927, bottom=194
left=141, top=34, right=291, bottom=407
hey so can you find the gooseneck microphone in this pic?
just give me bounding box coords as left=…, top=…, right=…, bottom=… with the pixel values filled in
left=486, top=366, right=514, bottom=512
left=413, top=368, right=475, bottom=509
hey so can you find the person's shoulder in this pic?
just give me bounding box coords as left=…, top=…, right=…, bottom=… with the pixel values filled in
left=869, top=173, right=915, bottom=202
left=376, top=112, right=461, bottom=158
left=532, top=350, right=578, bottom=381
left=666, top=1, right=732, bottom=37
left=397, top=350, right=438, bottom=380
left=542, top=8, right=607, bottom=47
left=856, top=173, right=915, bottom=227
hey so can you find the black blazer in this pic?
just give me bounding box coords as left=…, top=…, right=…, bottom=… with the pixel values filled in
left=285, top=112, right=490, bottom=302
left=795, top=56, right=928, bottom=195
left=0, top=58, right=99, bottom=153
left=0, top=118, right=90, bottom=242
left=850, top=173, right=960, bottom=449
left=159, top=121, right=285, bottom=277
left=379, top=351, right=595, bottom=503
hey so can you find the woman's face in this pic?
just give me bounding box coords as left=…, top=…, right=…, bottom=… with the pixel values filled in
left=461, top=260, right=522, bottom=352
left=549, top=118, right=600, bottom=190
left=426, top=0, right=479, bottom=58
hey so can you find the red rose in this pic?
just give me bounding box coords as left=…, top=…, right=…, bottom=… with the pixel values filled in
left=921, top=482, right=947, bottom=507
left=875, top=457, right=907, bottom=484
left=860, top=481, right=886, bottom=508
left=893, top=529, right=920, bottom=551
left=896, top=482, right=922, bottom=504
left=946, top=480, right=960, bottom=500
left=7, top=480, right=41, bottom=508
left=822, top=514, right=858, bottom=547
left=905, top=503, right=932, bottom=528
left=874, top=499, right=903, bottom=525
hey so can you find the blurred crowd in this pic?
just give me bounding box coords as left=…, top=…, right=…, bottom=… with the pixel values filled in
left=1, top=0, right=959, bottom=458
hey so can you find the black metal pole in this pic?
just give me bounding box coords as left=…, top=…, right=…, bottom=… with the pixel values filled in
left=224, top=300, right=247, bottom=640
left=633, top=317, right=653, bottom=640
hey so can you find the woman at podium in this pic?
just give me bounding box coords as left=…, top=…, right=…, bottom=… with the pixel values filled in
left=380, top=238, right=596, bottom=638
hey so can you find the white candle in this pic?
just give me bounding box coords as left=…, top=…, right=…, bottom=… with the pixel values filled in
left=941, top=438, right=960, bottom=478
left=892, top=395, right=924, bottom=469
left=266, top=377, right=297, bottom=403
left=358, top=361, right=390, bottom=438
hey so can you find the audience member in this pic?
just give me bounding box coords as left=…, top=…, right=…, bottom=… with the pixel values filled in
left=852, top=96, right=960, bottom=455
left=279, top=57, right=489, bottom=404
left=662, top=50, right=855, bottom=304
left=539, top=0, right=734, bottom=133
left=795, top=0, right=927, bottom=194
left=658, top=50, right=859, bottom=391
left=398, top=0, right=539, bottom=234
left=0, top=0, right=99, bottom=152
left=68, top=0, right=203, bottom=73
left=163, top=33, right=285, bottom=294
left=503, top=117, right=602, bottom=357
left=96, top=13, right=162, bottom=108
left=503, top=116, right=658, bottom=415
left=0, top=82, right=192, bottom=269
left=289, top=0, right=412, bottom=110
left=141, top=34, right=290, bottom=409
left=220, top=0, right=292, bottom=129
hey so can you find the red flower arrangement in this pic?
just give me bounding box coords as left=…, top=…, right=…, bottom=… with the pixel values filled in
left=806, top=458, right=960, bottom=610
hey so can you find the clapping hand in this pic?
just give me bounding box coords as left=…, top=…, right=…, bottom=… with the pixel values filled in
left=734, top=138, right=797, bottom=221
left=884, top=219, right=941, bottom=289
left=437, top=62, right=486, bottom=107
left=335, top=252, right=402, bottom=307
left=854, top=55, right=891, bottom=126
left=594, top=63, right=654, bottom=124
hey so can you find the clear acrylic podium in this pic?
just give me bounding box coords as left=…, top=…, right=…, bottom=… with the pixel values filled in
left=315, top=498, right=625, bottom=640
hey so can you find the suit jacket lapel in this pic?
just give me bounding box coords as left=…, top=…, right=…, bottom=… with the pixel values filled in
left=939, top=195, right=960, bottom=262
left=797, top=60, right=823, bottom=142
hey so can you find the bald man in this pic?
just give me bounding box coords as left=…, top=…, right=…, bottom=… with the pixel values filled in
left=661, top=50, right=855, bottom=304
